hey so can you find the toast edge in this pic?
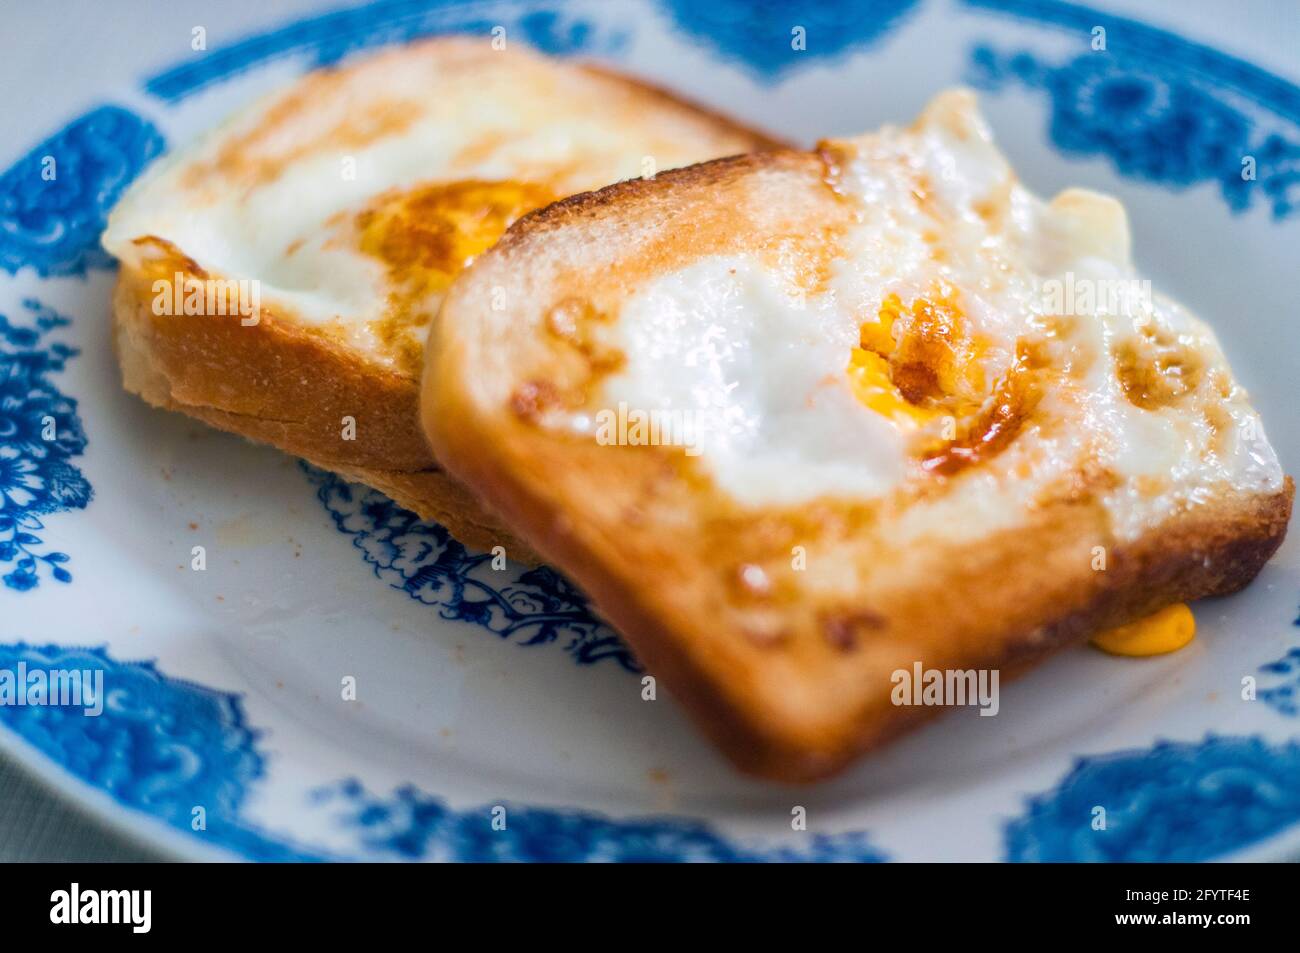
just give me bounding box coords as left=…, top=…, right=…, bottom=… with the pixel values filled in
left=427, top=348, right=1293, bottom=780
left=111, top=268, right=540, bottom=559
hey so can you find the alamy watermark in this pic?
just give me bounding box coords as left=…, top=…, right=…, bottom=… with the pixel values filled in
left=594, top=401, right=709, bottom=456
left=891, top=662, right=1000, bottom=716
left=152, top=272, right=261, bottom=326
left=50, top=883, right=150, bottom=933
left=0, top=662, right=104, bottom=716
left=1038, top=272, right=1153, bottom=320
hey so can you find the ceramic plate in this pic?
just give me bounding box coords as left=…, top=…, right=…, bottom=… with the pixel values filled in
left=2, top=0, right=1299, bottom=861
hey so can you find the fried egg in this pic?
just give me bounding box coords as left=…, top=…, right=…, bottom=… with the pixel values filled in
left=597, top=90, right=1284, bottom=542
left=102, top=37, right=776, bottom=375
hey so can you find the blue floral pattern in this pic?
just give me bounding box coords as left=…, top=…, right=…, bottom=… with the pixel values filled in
left=1257, top=609, right=1300, bottom=717
left=0, top=643, right=322, bottom=861
left=658, top=0, right=919, bottom=77
left=0, top=300, right=91, bottom=591
left=311, top=779, right=887, bottom=862
left=1004, top=736, right=1300, bottom=862
left=1259, top=648, right=1300, bottom=717
left=965, top=1, right=1300, bottom=219
left=145, top=0, right=626, bottom=103
left=0, top=106, right=164, bottom=277
left=303, top=464, right=637, bottom=670
left=0, top=642, right=885, bottom=862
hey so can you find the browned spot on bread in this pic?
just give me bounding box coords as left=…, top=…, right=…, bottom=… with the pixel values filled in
left=543, top=298, right=624, bottom=374
left=821, top=610, right=887, bottom=652
left=1115, top=324, right=1204, bottom=410
left=182, top=71, right=421, bottom=191
left=510, top=379, right=569, bottom=423
left=822, top=611, right=888, bottom=653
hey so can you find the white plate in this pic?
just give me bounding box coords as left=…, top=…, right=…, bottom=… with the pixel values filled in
left=2, top=0, right=1298, bottom=861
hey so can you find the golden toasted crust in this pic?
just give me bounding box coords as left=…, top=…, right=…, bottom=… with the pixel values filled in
left=574, top=62, right=786, bottom=152
left=423, top=151, right=1295, bottom=781
left=112, top=264, right=538, bottom=558
left=108, top=45, right=784, bottom=556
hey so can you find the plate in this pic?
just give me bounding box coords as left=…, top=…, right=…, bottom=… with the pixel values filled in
left=2, top=0, right=1299, bottom=862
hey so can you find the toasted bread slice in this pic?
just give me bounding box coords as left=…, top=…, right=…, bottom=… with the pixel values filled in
left=423, top=90, right=1293, bottom=780
left=103, top=37, right=782, bottom=555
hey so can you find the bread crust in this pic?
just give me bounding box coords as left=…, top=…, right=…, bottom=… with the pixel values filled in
left=108, top=44, right=784, bottom=558
left=424, top=150, right=1295, bottom=782
left=112, top=267, right=538, bottom=556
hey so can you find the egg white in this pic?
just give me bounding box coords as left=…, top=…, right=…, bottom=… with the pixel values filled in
left=102, top=39, right=769, bottom=370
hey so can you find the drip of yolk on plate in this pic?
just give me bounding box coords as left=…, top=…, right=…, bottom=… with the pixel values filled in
left=1090, top=603, right=1196, bottom=656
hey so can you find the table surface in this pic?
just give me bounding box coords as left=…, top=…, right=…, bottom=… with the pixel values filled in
left=0, top=755, right=164, bottom=862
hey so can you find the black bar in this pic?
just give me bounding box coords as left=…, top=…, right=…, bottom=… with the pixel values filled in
left=1, top=861, right=1284, bottom=938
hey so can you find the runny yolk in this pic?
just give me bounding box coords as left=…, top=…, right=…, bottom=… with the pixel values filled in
left=1090, top=603, right=1196, bottom=657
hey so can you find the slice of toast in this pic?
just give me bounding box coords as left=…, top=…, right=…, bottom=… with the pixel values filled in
left=423, top=90, right=1293, bottom=780
left=103, top=37, right=782, bottom=556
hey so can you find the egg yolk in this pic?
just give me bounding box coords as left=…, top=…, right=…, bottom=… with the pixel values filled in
left=357, top=179, right=556, bottom=295
left=849, top=286, right=1048, bottom=476
left=1090, top=602, right=1196, bottom=657
left=848, top=286, right=986, bottom=429
left=357, top=179, right=556, bottom=373
left=846, top=347, right=942, bottom=426
left=917, top=337, right=1042, bottom=476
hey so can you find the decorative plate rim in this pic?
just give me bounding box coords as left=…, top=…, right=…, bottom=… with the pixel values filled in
left=2, top=0, right=1298, bottom=861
